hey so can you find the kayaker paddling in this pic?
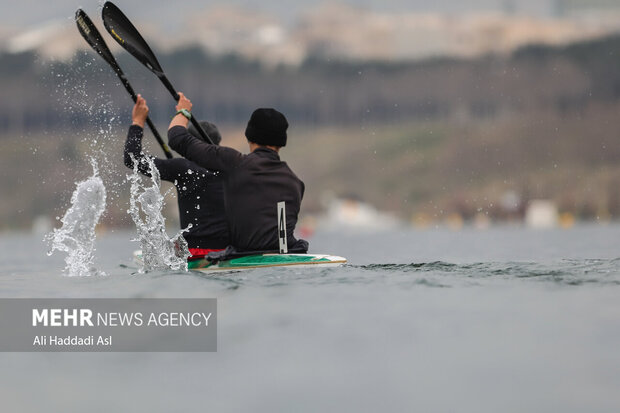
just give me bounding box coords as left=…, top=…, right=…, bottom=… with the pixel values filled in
left=124, top=94, right=230, bottom=258
left=168, top=92, right=308, bottom=254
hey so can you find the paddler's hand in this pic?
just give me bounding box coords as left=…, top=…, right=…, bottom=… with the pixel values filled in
left=176, top=92, right=192, bottom=113
left=168, top=92, right=192, bottom=130
left=132, top=94, right=148, bottom=128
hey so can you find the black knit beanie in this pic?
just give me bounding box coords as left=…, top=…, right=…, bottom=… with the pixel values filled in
left=244, top=108, right=288, bottom=147
left=188, top=121, right=222, bottom=145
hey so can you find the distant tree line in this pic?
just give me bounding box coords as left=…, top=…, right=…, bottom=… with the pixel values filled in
left=4, top=34, right=620, bottom=229
left=2, top=33, right=620, bottom=136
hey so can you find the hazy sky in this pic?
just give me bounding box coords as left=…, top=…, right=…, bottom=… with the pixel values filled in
left=1, top=0, right=554, bottom=30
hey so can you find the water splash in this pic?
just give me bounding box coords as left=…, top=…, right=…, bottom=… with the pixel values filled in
left=127, top=155, right=190, bottom=272
left=49, top=53, right=123, bottom=209
left=46, top=158, right=107, bottom=276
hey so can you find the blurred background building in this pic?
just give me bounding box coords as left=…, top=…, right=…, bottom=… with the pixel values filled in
left=5, top=1, right=620, bottom=63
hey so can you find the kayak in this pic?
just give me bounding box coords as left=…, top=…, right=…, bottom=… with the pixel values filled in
left=133, top=250, right=347, bottom=273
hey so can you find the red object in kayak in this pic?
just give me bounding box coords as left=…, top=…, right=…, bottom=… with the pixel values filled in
left=188, top=248, right=225, bottom=260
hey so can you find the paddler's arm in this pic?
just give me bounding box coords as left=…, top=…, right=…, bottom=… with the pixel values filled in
left=125, top=95, right=192, bottom=182
left=167, top=92, right=243, bottom=172
left=124, top=95, right=159, bottom=177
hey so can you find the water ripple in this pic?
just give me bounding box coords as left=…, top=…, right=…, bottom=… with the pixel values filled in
left=351, top=259, right=620, bottom=287
left=105, top=258, right=620, bottom=290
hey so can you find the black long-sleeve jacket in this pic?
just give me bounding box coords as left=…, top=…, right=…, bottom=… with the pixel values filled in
left=124, top=125, right=229, bottom=249
left=168, top=125, right=306, bottom=252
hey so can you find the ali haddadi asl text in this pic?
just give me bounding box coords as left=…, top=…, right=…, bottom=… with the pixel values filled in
left=32, top=335, right=111, bottom=346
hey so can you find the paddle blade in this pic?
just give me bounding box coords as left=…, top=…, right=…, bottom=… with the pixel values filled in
left=75, top=9, right=118, bottom=68
left=101, top=2, right=165, bottom=76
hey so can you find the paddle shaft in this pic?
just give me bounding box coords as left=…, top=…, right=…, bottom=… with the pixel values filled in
left=158, top=74, right=214, bottom=145
left=114, top=70, right=173, bottom=158
left=101, top=2, right=214, bottom=145
left=76, top=9, right=173, bottom=158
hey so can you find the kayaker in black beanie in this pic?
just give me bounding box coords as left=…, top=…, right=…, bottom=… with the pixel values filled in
left=124, top=94, right=230, bottom=258
left=167, top=92, right=308, bottom=253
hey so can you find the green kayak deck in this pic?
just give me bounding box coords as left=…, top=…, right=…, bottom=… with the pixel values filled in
left=133, top=251, right=347, bottom=272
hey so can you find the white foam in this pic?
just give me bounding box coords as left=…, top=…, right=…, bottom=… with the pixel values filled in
left=46, top=158, right=107, bottom=277
left=127, top=154, right=189, bottom=272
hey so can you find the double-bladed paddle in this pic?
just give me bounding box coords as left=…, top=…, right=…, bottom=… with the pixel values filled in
left=75, top=9, right=174, bottom=158
left=101, top=1, right=214, bottom=144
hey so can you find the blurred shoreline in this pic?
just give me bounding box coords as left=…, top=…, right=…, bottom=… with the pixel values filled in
left=2, top=3, right=620, bottom=233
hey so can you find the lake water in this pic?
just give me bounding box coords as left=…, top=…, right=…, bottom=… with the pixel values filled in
left=1, top=224, right=620, bottom=412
